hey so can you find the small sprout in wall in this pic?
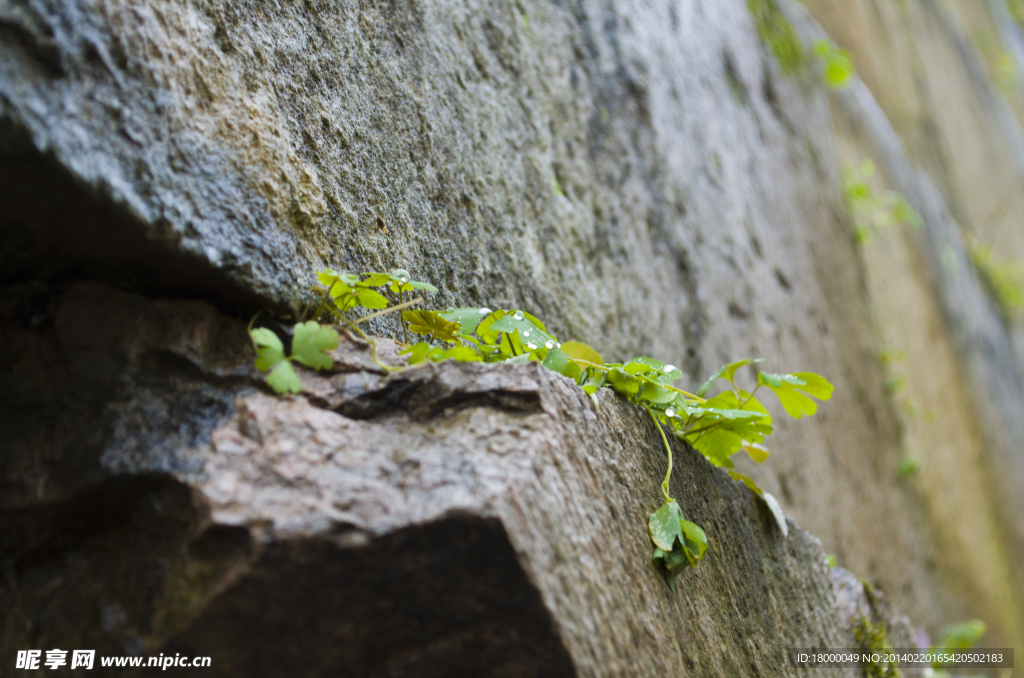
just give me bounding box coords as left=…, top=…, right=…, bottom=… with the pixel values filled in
left=884, top=375, right=907, bottom=394
left=247, top=269, right=834, bottom=589
left=897, top=456, right=920, bottom=479
left=843, top=160, right=923, bottom=242
left=249, top=320, right=339, bottom=394
left=250, top=268, right=439, bottom=393
left=930, top=619, right=986, bottom=671
left=813, top=39, right=855, bottom=89
left=878, top=344, right=906, bottom=364
left=966, top=239, right=1024, bottom=320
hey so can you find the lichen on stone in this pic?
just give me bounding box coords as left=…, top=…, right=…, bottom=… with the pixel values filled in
left=853, top=614, right=901, bottom=678
left=746, top=0, right=806, bottom=75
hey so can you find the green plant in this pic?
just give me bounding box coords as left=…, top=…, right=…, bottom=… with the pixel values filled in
left=936, top=619, right=986, bottom=651
left=747, top=0, right=805, bottom=75
left=929, top=619, right=986, bottom=672
left=855, top=615, right=901, bottom=678
left=249, top=270, right=833, bottom=589
left=843, top=161, right=923, bottom=242
left=248, top=269, right=440, bottom=390
left=249, top=321, right=340, bottom=394
left=897, top=456, right=919, bottom=479
left=966, top=241, right=1024, bottom=319
left=813, top=39, right=855, bottom=88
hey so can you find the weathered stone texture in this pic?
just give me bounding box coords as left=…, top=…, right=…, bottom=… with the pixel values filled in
left=1, top=0, right=943, bottom=630
left=2, top=282, right=857, bottom=677
left=5, top=0, right=1017, bottom=671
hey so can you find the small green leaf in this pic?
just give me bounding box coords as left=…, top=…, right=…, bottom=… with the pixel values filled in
left=728, top=470, right=764, bottom=496
left=250, top=328, right=286, bottom=372
left=560, top=340, right=604, bottom=365
left=439, top=346, right=481, bottom=362
left=265, top=361, right=302, bottom=394
left=814, top=39, right=854, bottom=89
left=488, top=311, right=558, bottom=350
left=476, top=310, right=507, bottom=345
left=318, top=269, right=360, bottom=289
left=359, top=272, right=393, bottom=287
left=399, top=342, right=432, bottom=365
left=384, top=268, right=438, bottom=294
left=696, top=358, right=763, bottom=396
left=606, top=367, right=641, bottom=397
left=355, top=288, right=389, bottom=310
left=542, top=347, right=569, bottom=374
left=403, top=310, right=462, bottom=343
left=407, top=280, right=439, bottom=292
left=562, top=361, right=581, bottom=381
left=679, top=519, right=708, bottom=564
left=291, top=321, right=339, bottom=370
left=638, top=382, right=675, bottom=405
left=255, top=345, right=286, bottom=372
left=743, top=441, right=770, bottom=463
left=758, top=371, right=833, bottom=418
left=649, top=500, right=685, bottom=551
left=939, top=620, right=986, bottom=651
left=897, top=456, right=920, bottom=479
left=629, top=356, right=664, bottom=371
left=521, top=311, right=548, bottom=332
left=439, top=307, right=492, bottom=335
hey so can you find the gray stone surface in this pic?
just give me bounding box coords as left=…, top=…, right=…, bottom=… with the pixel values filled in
left=1, top=0, right=942, bottom=633
left=0, top=0, right=980, bottom=672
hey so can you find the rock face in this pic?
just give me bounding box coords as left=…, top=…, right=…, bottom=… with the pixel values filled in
left=3, top=0, right=1022, bottom=672
left=2, top=282, right=855, bottom=677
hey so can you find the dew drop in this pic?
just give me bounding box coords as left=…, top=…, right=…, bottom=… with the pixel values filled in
left=446, top=306, right=456, bottom=313
left=479, top=308, right=492, bottom=314
left=527, top=343, right=537, bottom=350
left=663, top=364, right=678, bottom=373
left=666, top=408, right=676, bottom=418
left=523, top=330, right=531, bottom=337
left=513, top=311, right=524, bottom=320
left=544, top=341, right=554, bottom=349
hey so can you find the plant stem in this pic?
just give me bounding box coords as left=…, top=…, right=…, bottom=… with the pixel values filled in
left=400, top=289, right=408, bottom=344
left=351, top=297, right=424, bottom=325
left=350, top=325, right=405, bottom=372
left=739, top=385, right=762, bottom=409
left=649, top=408, right=674, bottom=504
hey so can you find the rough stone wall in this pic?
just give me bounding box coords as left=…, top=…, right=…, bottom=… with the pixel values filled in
left=1, top=0, right=1016, bottom=673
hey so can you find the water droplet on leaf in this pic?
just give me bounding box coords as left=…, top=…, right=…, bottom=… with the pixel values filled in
left=479, top=308, right=492, bottom=314
left=513, top=311, right=524, bottom=320
left=545, top=341, right=554, bottom=349
left=527, top=343, right=537, bottom=350
left=666, top=408, right=676, bottom=418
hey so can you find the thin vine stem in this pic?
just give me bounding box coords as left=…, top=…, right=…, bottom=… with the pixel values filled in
left=649, top=407, right=674, bottom=504
left=349, top=325, right=405, bottom=372
left=352, top=296, right=424, bottom=325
